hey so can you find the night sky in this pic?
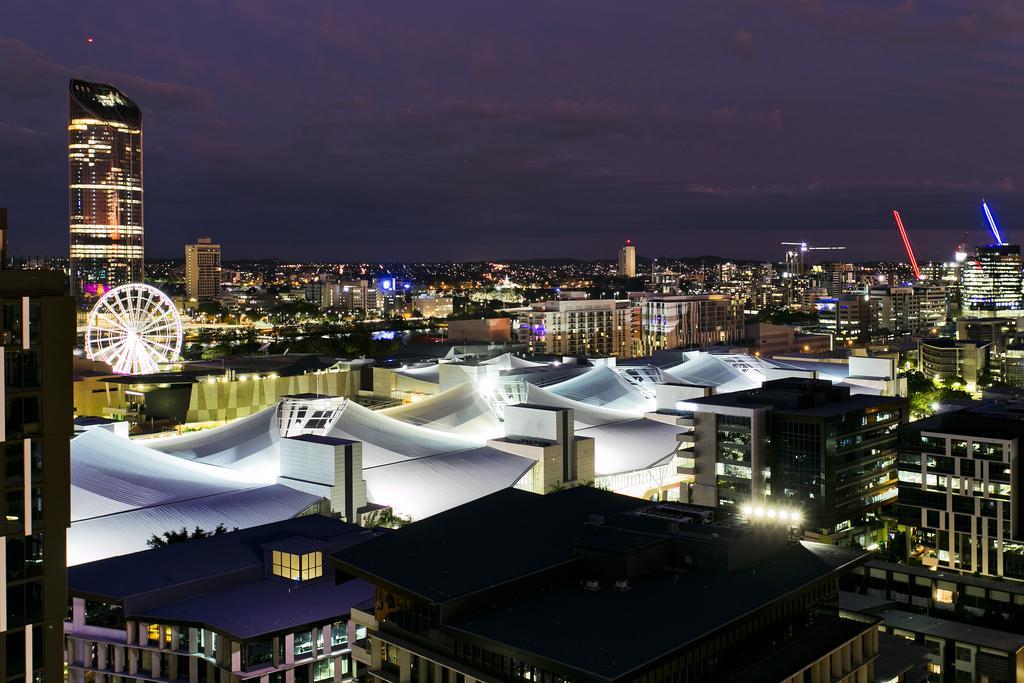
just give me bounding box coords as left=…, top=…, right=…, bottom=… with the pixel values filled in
left=3, top=1, right=1024, bottom=262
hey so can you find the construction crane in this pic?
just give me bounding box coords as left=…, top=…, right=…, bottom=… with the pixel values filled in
left=780, top=242, right=847, bottom=252
left=891, top=210, right=921, bottom=280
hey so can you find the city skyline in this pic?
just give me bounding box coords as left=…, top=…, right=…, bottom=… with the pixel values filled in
left=3, top=2, right=1024, bottom=262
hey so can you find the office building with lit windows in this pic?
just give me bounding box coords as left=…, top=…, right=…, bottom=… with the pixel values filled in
left=334, top=487, right=885, bottom=683
left=961, top=244, right=1023, bottom=318
left=65, top=516, right=378, bottom=683
left=896, top=401, right=1024, bottom=581
left=68, top=79, right=144, bottom=305
left=184, top=237, right=221, bottom=302
left=640, top=294, right=744, bottom=354
left=0, top=269, right=75, bottom=680
left=682, top=378, right=907, bottom=544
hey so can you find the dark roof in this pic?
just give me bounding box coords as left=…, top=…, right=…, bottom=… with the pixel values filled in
left=919, top=337, right=990, bottom=349
left=69, top=515, right=374, bottom=602
left=285, top=434, right=356, bottom=446
left=181, top=354, right=341, bottom=376
left=899, top=401, right=1024, bottom=441
left=449, top=541, right=864, bottom=681
left=74, top=416, right=120, bottom=426
left=724, top=614, right=877, bottom=682
left=688, top=377, right=903, bottom=418
left=333, top=487, right=651, bottom=603
left=261, top=536, right=333, bottom=554
left=138, top=572, right=370, bottom=641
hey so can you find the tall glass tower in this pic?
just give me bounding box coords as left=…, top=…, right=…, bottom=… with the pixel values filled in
left=68, top=79, right=144, bottom=305
left=961, top=244, right=1023, bottom=317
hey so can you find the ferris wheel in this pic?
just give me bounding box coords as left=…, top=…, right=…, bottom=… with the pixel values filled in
left=86, top=283, right=183, bottom=375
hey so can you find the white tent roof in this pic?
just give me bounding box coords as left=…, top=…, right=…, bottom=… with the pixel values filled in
left=524, top=383, right=640, bottom=427
left=329, top=399, right=485, bottom=467
left=520, top=384, right=680, bottom=476
left=577, top=419, right=681, bottom=475
left=69, top=485, right=321, bottom=565
left=380, top=381, right=502, bottom=439
left=69, top=428, right=319, bottom=564
left=145, top=404, right=281, bottom=475
left=661, top=353, right=763, bottom=394
left=392, top=363, right=441, bottom=384
left=477, top=353, right=548, bottom=371
left=542, top=366, right=654, bottom=413
left=363, top=447, right=535, bottom=521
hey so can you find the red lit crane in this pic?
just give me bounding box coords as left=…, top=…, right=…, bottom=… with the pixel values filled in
left=892, top=210, right=921, bottom=280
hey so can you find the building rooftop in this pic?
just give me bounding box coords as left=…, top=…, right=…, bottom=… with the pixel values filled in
left=900, top=400, right=1024, bottom=441
left=333, top=488, right=648, bottom=603
left=333, top=487, right=866, bottom=680
left=869, top=606, right=1024, bottom=653
left=686, top=377, right=902, bottom=418
left=138, top=572, right=371, bottom=641
left=285, top=433, right=357, bottom=447
left=69, top=515, right=378, bottom=605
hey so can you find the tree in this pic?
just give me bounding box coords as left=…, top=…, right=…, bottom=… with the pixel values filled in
left=364, top=508, right=412, bottom=529
left=146, top=523, right=230, bottom=548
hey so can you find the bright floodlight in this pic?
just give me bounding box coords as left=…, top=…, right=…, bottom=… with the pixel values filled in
left=86, top=283, right=183, bottom=375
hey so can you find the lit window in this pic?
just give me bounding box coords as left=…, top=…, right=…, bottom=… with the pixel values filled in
left=935, top=588, right=954, bottom=604
left=147, top=624, right=172, bottom=643
left=273, top=550, right=300, bottom=580
left=273, top=549, right=322, bottom=581
left=302, top=551, right=323, bottom=580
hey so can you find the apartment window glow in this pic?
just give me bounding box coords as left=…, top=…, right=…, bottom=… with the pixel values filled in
left=935, top=588, right=954, bottom=604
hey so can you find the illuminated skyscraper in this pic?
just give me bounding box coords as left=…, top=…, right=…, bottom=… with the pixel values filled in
left=617, top=239, right=636, bottom=277
left=961, top=244, right=1023, bottom=318
left=68, top=79, right=143, bottom=305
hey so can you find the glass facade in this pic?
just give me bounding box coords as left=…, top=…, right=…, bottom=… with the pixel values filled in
left=715, top=415, right=754, bottom=509
left=961, top=244, right=1022, bottom=317
left=68, top=79, right=144, bottom=306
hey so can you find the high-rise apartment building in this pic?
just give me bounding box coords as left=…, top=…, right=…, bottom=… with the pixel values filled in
left=184, top=237, right=221, bottom=302
left=517, top=298, right=633, bottom=357
left=0, top=269, right=75, bottom=680
left=617, top=239, right=636, bottom=277
left=896, top=401, right=1024, bottom=580
left=682, top=378, right=907, bottom=542
left=961, top=244, right=1023, bottom=318
left=640, top=294, right=744, bottom=353
left=68, top=79, right=144, bottom=305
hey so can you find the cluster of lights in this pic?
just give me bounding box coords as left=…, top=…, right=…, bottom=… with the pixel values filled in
left=740, top=505, right=803, bottom=526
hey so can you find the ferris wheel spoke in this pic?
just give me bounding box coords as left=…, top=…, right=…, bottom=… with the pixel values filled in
left=99, top=299, right=129, bottom=330
left=141, top=337, right=178, bottom=358
left=86, top=284, right=183, bottom=375
left=139, top=315, right=175, bottom=335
